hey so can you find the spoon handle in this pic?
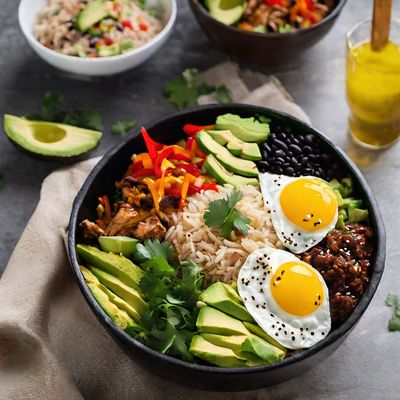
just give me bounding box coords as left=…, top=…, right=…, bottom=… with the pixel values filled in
left=371, top=0, right=392, bottom=51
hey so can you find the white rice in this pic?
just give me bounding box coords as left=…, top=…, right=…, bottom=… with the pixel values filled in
left=165, top=185, right=283, bottom=284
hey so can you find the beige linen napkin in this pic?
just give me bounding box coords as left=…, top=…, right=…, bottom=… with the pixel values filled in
left=0, top=63, right=309, bottom=400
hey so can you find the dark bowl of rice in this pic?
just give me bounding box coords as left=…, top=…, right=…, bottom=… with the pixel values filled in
left=189, top=0, right=348, bottom=66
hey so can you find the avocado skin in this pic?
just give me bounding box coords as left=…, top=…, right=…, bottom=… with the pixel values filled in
left=76, top=244, right=144, bottom=291
left=3, top=114, right=102, bottom=161
left=216, top=113, right=269, bottom=143
left=199, top=282, right=254, bottom=323
left=196, top=131, right=258, bottom=177
left=204, top=155, right=259, bottom=186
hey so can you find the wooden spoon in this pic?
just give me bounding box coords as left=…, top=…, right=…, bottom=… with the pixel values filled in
left=371, top=0, right=392, bottom=51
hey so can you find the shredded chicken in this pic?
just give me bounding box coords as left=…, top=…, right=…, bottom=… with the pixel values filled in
left=104, top=203, right=151, bottom=236
left=133, top=216, right=166, bottom=241
left=80, top=219, right=105, bottom=241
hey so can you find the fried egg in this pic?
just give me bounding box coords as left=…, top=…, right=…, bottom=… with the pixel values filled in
left=238, top=247, right=331, bottom=350
left=259, top=172, right=338, bottom=254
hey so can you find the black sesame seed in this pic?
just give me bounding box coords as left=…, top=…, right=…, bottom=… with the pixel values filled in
left=292, top=336, right=295, bottom=341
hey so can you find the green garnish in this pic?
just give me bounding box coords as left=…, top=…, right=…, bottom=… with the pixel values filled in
left=204, top=188, right=251, bottom=239
left=385, top=294, right=400, bottom=332
left=24, top=92, right=103, bottom=131
left=164, top=68, right=232, bottom=110
left=111, top=119, right=136, bottom=136
left=279, top=24, right=293, bottom=33
left=133, top=239, right=203, bottom=361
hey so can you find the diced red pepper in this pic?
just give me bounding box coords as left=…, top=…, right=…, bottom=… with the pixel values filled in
left=176, top=163, right=200, bottom=177
left=103, top=35, right=114, bottom=46
left=264, top=0, right=286, bottom=6
left=140, top=127, right=163, bottom=162
left=201, top=182, right=219, bottom=192
left=182, top=124, right=215, bottom=136
left=164, top=187, right=181, bottom=197
left=186, top=136, right=195, bottom=152
left=131, top=167, right=154, bottom=178
left=139, top=22, right=148, bottom=31
left=121, top=20, right=133, bottom=29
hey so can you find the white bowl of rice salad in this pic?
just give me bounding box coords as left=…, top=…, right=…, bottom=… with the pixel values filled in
left=19, top=0, right=177, bottom=76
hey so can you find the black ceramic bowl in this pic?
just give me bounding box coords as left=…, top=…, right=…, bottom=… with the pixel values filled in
left=68, top=104, right=385, bottom=391
left=189, top=0, right=347, bottom=66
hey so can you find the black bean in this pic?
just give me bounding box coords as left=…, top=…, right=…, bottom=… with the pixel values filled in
left=303, top=146, right=312, bottom=154
left=273, top=139, right=289, bottom=152
left=289, top=144, right=302, bottom=155
left=275, top=167, right=283, bottom=174
left=304, top=134, right=314, bottom=144
left=297, top=134, right=305, bottom=142
left=275, top=157, right=285, bottom=164
left=274, top=149, right=286, bottom=158
left=301, top=156, right=309, bottom=165
left=262, top=142, right=272, bottom=153
left=291, top=157, right=299, bottom=165
left=307, top=154, right=316, bottom=162
left=116, top=23, right=124, bottom=31
left=285, top=167, right=295, bottom=175
left=271, top=144, right=278, bottom=151
left=258, top=161, right=270, bottom=169
left=291, top=137, right=301, bottom=145
left=287, top=151, right=293, bottom=157
left=261, top=148, right=269, bottom=159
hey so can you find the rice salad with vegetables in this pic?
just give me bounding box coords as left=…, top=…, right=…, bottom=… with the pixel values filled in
left=34, top=0, right=163, bottom=58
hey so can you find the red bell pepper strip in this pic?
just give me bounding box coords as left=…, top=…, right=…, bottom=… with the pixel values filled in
left=165, top=187, right=181, bottom=197
left=186, top=136, right=195, bottom=152
left=141, top=127, right=163, bottom=162
left=183, top=124, right=215, bottom=136
left=176, top=163, right=200, bottom=177
left=154, top=147, right=175, bottom=177
left=131, top=167, right=154, bottom=178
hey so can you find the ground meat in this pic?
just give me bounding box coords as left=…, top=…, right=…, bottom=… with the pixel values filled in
left=299, top=223, right=374, bottom=324
left=80, top=219, right=105, bottom=241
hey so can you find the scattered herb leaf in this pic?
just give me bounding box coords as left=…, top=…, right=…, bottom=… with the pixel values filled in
left=164, top=68, right=232, bottom=110
left=204, top=188, right=251, bottom=239
left=385, top=294, right=400, bottom=332
left=111, top=118, right=136, bottom=136
left=24, top=92, right=103, bottom=131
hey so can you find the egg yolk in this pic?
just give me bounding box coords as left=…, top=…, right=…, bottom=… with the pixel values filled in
left=270, top=261, right=324, bottom=316
left=279, top=178, right=337, bottom=231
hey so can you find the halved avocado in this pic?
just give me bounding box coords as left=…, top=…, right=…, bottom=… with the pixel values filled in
left=3, top=115, right=102, bottom=159
left=205, top=0, right=246, bottom=26
left=76, top=0, right=109, bottom=32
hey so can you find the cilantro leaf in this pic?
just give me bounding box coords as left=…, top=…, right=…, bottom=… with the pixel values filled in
left=164, top=68, right=232, bottom=110
left=63, top=108, right=103, bottom=131
left=214, top=85, right=232, bottom=104
left=111, top=118, right=136, bottom=136
left=142, top=256, right=175, bottom=277
left=133, top=238, right=174, bottom=264
left=385, top=294, right=400, bottom=332
left=204, top=188, right=250, bottom=239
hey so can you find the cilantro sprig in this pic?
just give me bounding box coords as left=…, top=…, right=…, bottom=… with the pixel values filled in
left=25, top=91, right=103, bottom=131
left=133, top=239, right=203, bottom=361
left=204, top=188, right=251, bottom=239
left=111, top=118, right=136, bottom=136
left=385, top=294, right=400, bottom=332
left=164, top=68, right=232, bottom=110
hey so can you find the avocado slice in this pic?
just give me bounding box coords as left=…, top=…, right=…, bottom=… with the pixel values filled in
left=348, top=208, right=369, bottom=223
left=91, top=267, right=147, bottom=315
left=205, top=0, right=246, bottom=26
left=76, top=0, right=109, bottom=32
left=243, top=321, right=287, bottom=353
left=204, top=155, right=259, bottom=186
left=81, top=267, right=143, bottom=332
left=199, top=282, right=254, bottom=322
left=3, top=115, right=102, bottom=159
left=201, top=333, right=248, bottom=353
left=76, top=245, right=144, bottom=291
left=206, top=130, right=262, bottom=161
left=98, top=236, right=138, bottom=258
left=215, top=114, right=269, bottom=143
left=98, top=43, right=121, bottom=57
left=190, top=334, right=248, bottom=367
left=196, top=306, right=250, bottom=336
left=196, top=131, right=258, bottom=177
left=241, top=336, right=285, bottom=363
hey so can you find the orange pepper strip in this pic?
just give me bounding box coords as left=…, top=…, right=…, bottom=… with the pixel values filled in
left=179, top=173, right=192, bottom=209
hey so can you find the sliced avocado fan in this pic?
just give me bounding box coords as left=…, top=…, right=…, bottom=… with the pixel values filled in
left=3, top=114, right=102, bottom=158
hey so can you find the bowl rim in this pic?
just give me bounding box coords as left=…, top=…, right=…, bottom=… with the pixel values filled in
left=18, top=0, right=177, bottom=63
left=68, top=103, right=385, bottom=376
left=189, top=0, right=348, bottom=39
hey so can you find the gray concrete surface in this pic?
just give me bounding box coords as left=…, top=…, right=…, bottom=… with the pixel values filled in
left=0, top=0, right=399, bottom=398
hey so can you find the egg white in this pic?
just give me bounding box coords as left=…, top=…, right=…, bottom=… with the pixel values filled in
left=259, top=172, right=338, bottom=254
left=237, top=247, right=331, bottom=350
